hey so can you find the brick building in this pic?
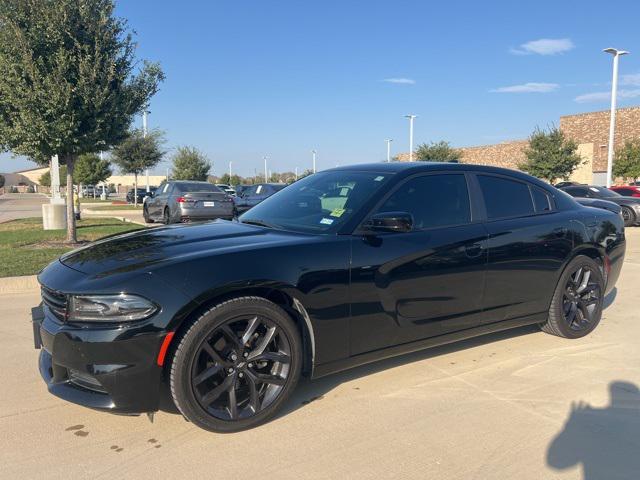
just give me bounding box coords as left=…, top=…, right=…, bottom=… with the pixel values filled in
left=397, top=106, right=640, bottom=185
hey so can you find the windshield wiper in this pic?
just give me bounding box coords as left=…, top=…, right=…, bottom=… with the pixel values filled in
left=241, top=219, right=275, bottom=229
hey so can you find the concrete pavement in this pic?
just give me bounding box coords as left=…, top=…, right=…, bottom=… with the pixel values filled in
left=0, top=193, right=48, bottom=223
left=1, top=231, right=640, bottom=479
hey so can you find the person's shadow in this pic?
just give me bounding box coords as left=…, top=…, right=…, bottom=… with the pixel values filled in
left=547, top=381, right=640, bottom=480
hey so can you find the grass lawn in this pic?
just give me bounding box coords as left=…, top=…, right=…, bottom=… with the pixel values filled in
left=84, top=204, right=142, bottom=211
left=0, top=217, right=144, bottom=277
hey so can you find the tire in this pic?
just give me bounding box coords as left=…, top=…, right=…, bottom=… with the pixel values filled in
left=163, top=207, right=172, bottom=225
left=169, top=297, right=302, bottom=433
left=541, top=255, right=604, bottom=339
left=621, top=206, right=636, bottom=227
left=143, top=205, right=154, bottom=224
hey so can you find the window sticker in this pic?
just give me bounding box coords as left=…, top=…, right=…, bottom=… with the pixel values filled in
left=374, top=176, right=385, bottom=181
left=330, top=208, right=345, bottom=217
left=589, top=187, right=599, bottom=192
left=320, top=218, right=334, bottom=225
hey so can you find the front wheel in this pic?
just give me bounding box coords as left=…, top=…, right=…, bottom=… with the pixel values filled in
left=621, top=206, right=636, bottom=227
left=143, top=205, right=154, bottom=223
left=169, top=297, right=302, bottom=433
left=541, top=255, right=604, bottom=339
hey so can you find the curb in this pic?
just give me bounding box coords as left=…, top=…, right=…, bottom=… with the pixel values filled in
left=0, top=275, right=39, bottom=295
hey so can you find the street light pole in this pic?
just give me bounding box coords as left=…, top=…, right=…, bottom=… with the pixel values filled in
left=385, top=139, right=393, bottom=162
left=264, top=156, right=268, bottom=183
left=229, top=161, right=233, bottom=182
left=312, top=150, right=317, bottom=173
left=404, top=115, right=417, bottom=162
left=142, top=109, right=150, bottom=192
left=603, top=48, right=629, bottom=187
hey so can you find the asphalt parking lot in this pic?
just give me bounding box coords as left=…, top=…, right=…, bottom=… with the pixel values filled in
left=0, top=193, right=47, bottom=223
left=1, top=231, right=639, bottom=479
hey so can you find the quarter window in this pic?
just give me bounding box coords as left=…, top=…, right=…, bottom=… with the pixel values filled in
left=478, top=175, right=535, bottom=219
left=531, top=187, right=552, bottom=212
left=375, top=174, right=471, bottom=230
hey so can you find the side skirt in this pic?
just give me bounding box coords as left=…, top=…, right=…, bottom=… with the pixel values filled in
left=311, top=313, right=546, bottom=379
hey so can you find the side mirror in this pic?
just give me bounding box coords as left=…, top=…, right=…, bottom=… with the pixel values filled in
left=363, top=212, right=413, bottom=233
left=145, top=191, right=154, bottom=198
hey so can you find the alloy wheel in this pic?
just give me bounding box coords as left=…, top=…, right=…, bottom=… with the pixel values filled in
left=621, top=207, right=632, bottom=223
left=190, top=315, right=292, bottom=421
left=562, top=266, right=601, bottom=331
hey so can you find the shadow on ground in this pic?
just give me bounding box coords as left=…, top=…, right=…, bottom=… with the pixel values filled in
left=547, top=381, right=640, bottom=480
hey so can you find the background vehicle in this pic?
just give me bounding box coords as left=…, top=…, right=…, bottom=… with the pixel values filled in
left=610, top=185, right=640, bottom=198
left=234, top=184, right=251, bottom=197
left=143, top=180, right=235, bottom=224
left=215, top=184, right=236, bottom=196
left=233, top=183, right=286, bottom=214
left=559, top=184, right=640, bottom=227
left=33, top=163, right=625, bottom=433
left=81, top=185, right=95, bottom=197
left=127, top=186, right=157, bottom=204
left=554, top=181, right=583, bottom=188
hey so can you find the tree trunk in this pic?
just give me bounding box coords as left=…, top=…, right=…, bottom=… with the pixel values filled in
left=65, top=155, right=77, bottom=244
left=134, top=173, right=138, bottom=207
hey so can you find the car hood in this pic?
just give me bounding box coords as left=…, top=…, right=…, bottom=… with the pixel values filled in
left=59, top=220, right=307, bottom=277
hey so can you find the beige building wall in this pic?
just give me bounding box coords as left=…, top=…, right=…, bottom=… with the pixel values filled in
left=569, top=143, right=594, bottom=184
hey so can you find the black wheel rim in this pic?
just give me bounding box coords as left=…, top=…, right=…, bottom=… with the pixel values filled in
left=562, top=266, right=601, bottom=331
left=190, top=315, right=292, bottom=421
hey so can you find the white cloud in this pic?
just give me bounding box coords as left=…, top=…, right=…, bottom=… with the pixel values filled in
left=510, top=38, right=575, bottom=56
left=382, top=78, right=415, bottom=85
left=490, top=82, right=560, bottom=93
left=574, top=89, right=640, bottom=103
left=621, top=73, right=640, bottom=86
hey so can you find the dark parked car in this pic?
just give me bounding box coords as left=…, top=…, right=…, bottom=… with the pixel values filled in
left=233, top=183, right=286, bottom=214
left=610, top=185, right=640, bottom=198
left=33, top=163, right=625, bottom=432
left=127, top=186, right=157, bottom=204
left=143, top=180, right=235, bottom=224
left=574, top=197, right=623, bottom=217
left=559, top=184, right=640, bottom=227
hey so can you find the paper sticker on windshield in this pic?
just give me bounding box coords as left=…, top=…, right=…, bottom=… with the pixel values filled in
left=320, top=218, right=334, bottom=225
left=589, top=187, right=599, bottom=192
left=330, top=208, right=345, bottom=217
left=374, top=176, right=385, bottom=181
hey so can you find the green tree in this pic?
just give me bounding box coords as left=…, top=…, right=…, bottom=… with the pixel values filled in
left=74, top=154, right=112, bottom=191
left=613, top=139, right=640, bottom=182
left=111, top=129, right=165, bottom=205
left=217, top=173, right=242, bottom=186
left=171, top=147, right=211, bottom=181
left=519, top=127, right=582, bottom=183
left=0, top=0, right=164, bottom=242
left=415, top=141, right=463, bottom=162
left=39, top=165, right=68, bottom=187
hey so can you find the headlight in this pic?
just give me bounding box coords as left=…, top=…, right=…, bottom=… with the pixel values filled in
left=68, top=294, right=158, bottom=322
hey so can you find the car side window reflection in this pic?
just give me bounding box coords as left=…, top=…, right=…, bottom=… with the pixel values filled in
left=375, top=174, right=471, bottom=230
left=478, top=175, right=535, bottom=219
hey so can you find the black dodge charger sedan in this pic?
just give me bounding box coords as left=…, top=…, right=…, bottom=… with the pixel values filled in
left=33, top=163, right=625, bottom=432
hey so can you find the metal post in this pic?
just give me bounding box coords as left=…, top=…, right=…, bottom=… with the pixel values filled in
left=312, top=150, right=317, bottom=173
left=264, top=156, right=268, bottom=183
left=603, top=48, right=629, bottom=187
left=385, top=139, right=393, bottom=162
left=404, top=115, right=417, bottom=162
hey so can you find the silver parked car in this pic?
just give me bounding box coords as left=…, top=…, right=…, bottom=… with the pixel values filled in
left=143, top=180, right=236, bottom=224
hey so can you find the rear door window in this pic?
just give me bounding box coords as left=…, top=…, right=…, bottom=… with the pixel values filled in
left=478, top=175, right=535, bottom=220
left=531, top=187, right=552, bottom=212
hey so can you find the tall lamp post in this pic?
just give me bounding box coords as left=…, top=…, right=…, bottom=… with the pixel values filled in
left=142, top=109, right=150, bottom=192
left=229, top=161, right=233, bottom=183
left=603, top=48, right=629, bottom=187
left=404, top=115, right=417, bottom=162
left=385, top=139, right=393, bottom=162
left=311, top=149, right=317, bottom=173
left=263, top=156, right=268, bottom=183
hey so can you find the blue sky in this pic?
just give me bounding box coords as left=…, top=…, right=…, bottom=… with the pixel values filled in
left=2, top=0, right=640, bottom=177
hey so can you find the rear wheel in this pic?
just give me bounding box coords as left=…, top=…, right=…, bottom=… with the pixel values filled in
left=541, top=255, right=604, bottom=338
left=621, top=206, right=636, bottom=227
left=169, top=297, right=302, bottom=433
left=163, top=207, right=172, bottom=225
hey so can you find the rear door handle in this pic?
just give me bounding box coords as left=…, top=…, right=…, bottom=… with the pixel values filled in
left=465, top=243, right=483, bottom=258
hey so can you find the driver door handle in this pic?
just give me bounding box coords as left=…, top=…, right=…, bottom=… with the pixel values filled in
left=465, top=243, right=484, bottom=258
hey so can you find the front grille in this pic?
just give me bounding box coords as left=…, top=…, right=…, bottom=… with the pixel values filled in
left=41, top=286, right=67, bottom=320
left=68, top=369, right=107, bottom=393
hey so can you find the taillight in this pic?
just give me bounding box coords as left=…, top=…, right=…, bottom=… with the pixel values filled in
left=176, top=197, right=194, bottom=204
left=632, top=193, right=640, bottom=198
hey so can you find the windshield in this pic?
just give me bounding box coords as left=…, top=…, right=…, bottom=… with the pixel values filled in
left=591, top=186, right=620, bottom=198
left=239, top=170, right=392, bottom=233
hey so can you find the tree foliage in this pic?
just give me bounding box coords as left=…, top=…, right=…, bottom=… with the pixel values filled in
left=171, top=147, right=211, bottom=181
left=217, top=173, right=242, bottom=186
left=519, top=127, right=582, bottom=183
left=74, top=153, right=112, bottom=186
left=0, top=0, right=164, bottom=241
left=613, top=139, right=640, bottom=182
left=415, top=141, right=463, bottom=162
left=111, top=129, right=165, bottom=205
left=39, top=165, right=67, bottom=187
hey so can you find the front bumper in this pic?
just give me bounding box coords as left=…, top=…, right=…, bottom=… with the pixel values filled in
left=33, top=305, right=168, bottom=414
